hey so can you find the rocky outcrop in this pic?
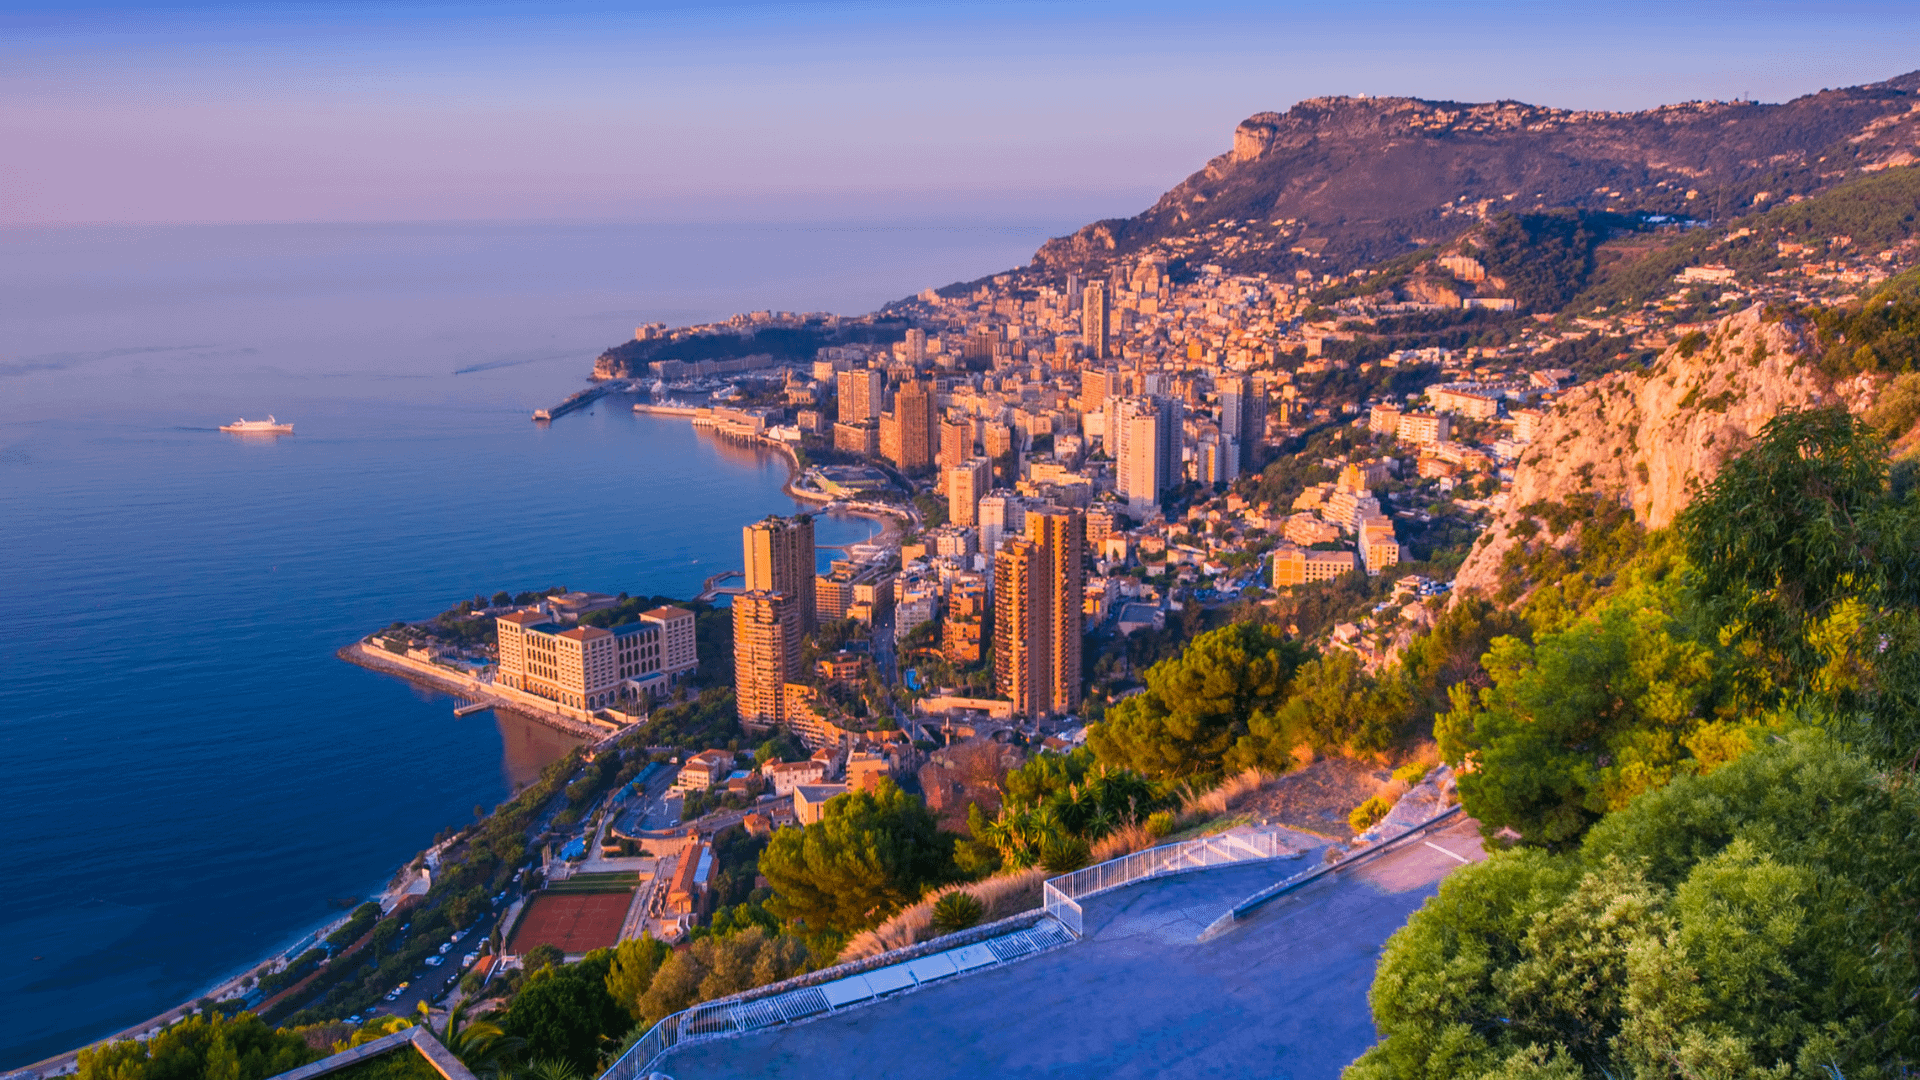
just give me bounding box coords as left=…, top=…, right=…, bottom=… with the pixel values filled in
left=1032, top=73, right=1920, bottom=278
left=1452, top=304, right=1835, bottom=599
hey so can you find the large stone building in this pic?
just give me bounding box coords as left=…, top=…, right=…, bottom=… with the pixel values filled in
left=993, top=506, right=1084, bottom=718
left=495, top=605, right=697, bottom=713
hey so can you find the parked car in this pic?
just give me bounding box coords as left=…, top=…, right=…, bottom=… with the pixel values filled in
left=424, top=956, right=444, bottom=967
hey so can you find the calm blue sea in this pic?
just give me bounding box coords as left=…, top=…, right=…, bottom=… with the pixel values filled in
left=0, top=220, right=1063, bottom=1064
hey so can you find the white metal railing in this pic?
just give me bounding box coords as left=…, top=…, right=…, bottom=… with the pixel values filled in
left=1041, top=829, right=1294, bottom=938
left=596, top=918, right=1074, bottom=1080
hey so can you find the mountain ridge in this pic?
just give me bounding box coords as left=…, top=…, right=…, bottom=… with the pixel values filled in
left=1031, top=71, right=1920, bottom=278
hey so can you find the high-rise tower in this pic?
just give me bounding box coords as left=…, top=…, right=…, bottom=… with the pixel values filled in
left=743, top=514, right=816, bottom=633
left=1081, top=280, right=1110, bottom=360
left=992, top=505, right=1084, bottom=718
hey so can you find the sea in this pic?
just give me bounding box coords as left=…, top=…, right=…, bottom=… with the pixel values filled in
left=0, top=219, right=1065, bottom=1065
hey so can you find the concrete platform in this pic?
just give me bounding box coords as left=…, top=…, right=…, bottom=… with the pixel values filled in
left=660, top=817, right=1486, bottom=1080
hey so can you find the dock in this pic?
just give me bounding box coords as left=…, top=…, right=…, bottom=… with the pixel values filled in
left=696, top=570, right=744, bottom=602
left=534, top=379, right=643, bottom=423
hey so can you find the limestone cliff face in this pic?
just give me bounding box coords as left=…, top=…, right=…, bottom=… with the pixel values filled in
left=1452, top=304, right=1836, bottom=599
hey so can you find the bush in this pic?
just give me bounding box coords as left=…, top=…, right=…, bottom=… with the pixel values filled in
left=1144, top=810, right=1177, bottom=839
left=1348, top=796, right=1392, bottom=833
left=929, top=891, right=985, bottom=935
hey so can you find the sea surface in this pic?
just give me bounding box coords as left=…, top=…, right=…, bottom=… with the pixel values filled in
left=0, top=219, right=1065, bottom=1064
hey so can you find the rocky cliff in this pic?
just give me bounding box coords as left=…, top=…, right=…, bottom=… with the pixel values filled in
left=1034, top=73, right=1920, bottom=278
left=1452, top=304, right=1873, bottom=599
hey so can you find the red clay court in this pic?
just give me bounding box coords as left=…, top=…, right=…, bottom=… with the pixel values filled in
left=508, top=890, right=632, bottom=956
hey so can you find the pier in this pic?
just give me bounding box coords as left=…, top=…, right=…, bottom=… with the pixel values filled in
left=534, top=379, right=643, bottom=423
left=696, top=570, right=744, bottom=602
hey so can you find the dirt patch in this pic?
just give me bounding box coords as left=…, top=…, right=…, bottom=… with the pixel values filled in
left=1238, top=757, right=1393, bottom=840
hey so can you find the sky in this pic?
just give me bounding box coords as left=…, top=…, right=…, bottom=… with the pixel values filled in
left=4, top=0, right=1919, bottom=227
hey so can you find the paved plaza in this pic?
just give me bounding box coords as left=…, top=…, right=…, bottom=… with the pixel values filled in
left=662, top=817, right=1486, bottom=1080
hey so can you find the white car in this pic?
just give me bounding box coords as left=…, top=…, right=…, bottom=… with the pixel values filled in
left=438, top=943, right=452, bottom=955
left=424, top=956, right=444, bottom=967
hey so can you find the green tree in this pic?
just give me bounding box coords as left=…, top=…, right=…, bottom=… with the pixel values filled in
left=1346, top=734, right=1920, bottom=1080
left=759, top=779, right=955, bottom=941
left=1087, top=622, right=1307, bottom=779
left=413, top=1000, right=520, bottom=1079
left=1436, top=577, right=1741, bottom=848
left=1678, top=406, right=1920, bottom=764
left=602, top=936, right=670, bottom=1023
left=75, top=1013, right=316, bottom=1080
left=500, top=952, right=631, bottom=1074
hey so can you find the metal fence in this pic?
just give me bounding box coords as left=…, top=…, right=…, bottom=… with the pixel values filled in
left=598, top=918, right=1075, bottom=1080
left=1042, top=830, right=1295, bottom=937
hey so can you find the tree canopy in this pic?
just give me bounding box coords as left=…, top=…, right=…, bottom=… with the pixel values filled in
left=758, top=779, right=955, bottom=942
left=1087, top=622, right=1307, bottom=779
left=1347, top=734, right=1920, bottom=1080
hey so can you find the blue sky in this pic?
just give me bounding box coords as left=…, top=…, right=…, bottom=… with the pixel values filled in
left=3, top=1, right=1918, bottom=226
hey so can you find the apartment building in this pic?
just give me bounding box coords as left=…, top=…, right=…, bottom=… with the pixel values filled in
left=1272, top=544, right=1357, bottom=586
left=744, top=515, right=816, bottom=634
left=993, top=506, right=1085, bottom=718
left=733, top=589, right=802, bottom=730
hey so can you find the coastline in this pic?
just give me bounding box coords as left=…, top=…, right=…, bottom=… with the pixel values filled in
left=632, top=402, right=906, bottom=546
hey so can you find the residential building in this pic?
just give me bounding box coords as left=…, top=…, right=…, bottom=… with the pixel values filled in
left=993, top=507, right=1084, bottom=718
left=837, top=368, right=883, bottom=425
left=744, top=515, right=816, bottom=634
left=733, top=590, right=802, bottom=729
left=794, top=783, right=851, bottom=826
left=1358, top=513, right=1403, bottom=576
left=765, top=758, right=826, bottom=797
left=833, top=420, right=879, bottom=456
left=1272, top=544, right=1357, bottom=586
left=1218, top=374, right=1266, bottom=469
left=938, top=417, right=974, bottom=471
left=674, top=750, right=732, bottom=792
left=1395, top=412, right=1451, bottom=447
left=1081, top=368, right=1119, bottom=417
left=882, top=380, right=937, bottom=471
left=816, top=560, right=894, bottom=623
left=977, top=489, right=1028, bottom=555
left=1112, top=396, right=1182, bottom=519
left=947, top=457, right=992, bottom=527
left=943, top=575, right=987, bottom=663
left=1082, top=280, right=1110, bottom=360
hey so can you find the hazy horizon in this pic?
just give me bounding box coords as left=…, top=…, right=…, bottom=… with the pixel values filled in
left=5, top=0, right=1919, bottom=228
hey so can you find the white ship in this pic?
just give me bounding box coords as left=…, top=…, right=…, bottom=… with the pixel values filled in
left=220, top=416, right=294, bottom=434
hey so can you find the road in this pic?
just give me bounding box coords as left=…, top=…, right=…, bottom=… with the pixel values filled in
left=360, top=903, right=509, bottom=1023
left=660, top=816, right=1487, bottom=1080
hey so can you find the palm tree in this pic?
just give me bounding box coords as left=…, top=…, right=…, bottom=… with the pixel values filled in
left=415, top=1000, right=523, bottom=1079
left=518, top=1059, right=583, bottom=1080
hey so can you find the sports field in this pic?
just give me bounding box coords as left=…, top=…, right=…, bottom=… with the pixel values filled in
left=508, top=890, right=633, bottom=956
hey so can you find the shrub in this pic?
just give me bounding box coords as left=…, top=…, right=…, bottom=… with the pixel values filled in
left=1391, top=762, right=1429, bottom=785
left=1038, top=834, right=1091, bottom=874
left=1145, top=811, right=1177, bottom=839
left=1349, top=796, right=1392, bottom=833
left=929, top=892, right=985, bottom=935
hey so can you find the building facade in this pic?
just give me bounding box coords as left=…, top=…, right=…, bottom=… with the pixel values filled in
left=495, top=605, right=697, bottom=713
left=733, top=589, right=802, bottom=729
left=993, top=506, right=1084, bottom=718
left=744, top=515, right=816, bottom=634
